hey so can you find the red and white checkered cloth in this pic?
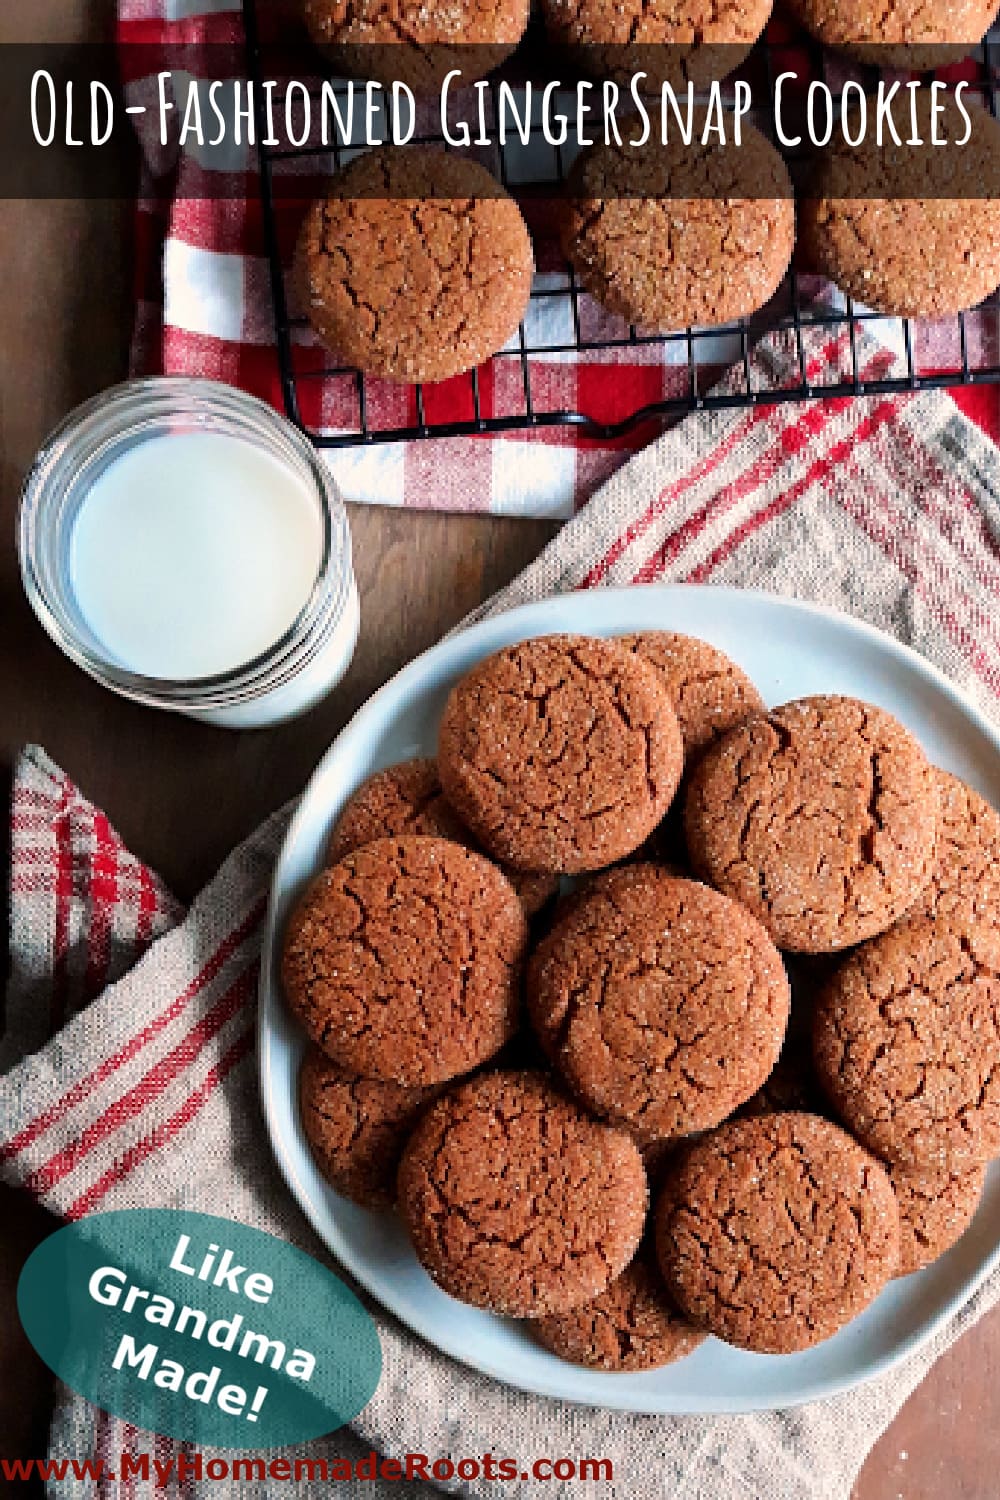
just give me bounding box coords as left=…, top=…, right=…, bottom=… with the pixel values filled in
left=124, top=0, right=1000, bottom=517
left=6, top=315, right=1000, bottom=1498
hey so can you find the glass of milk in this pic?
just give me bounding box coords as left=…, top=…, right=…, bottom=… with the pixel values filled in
left=18, top=379, right=359, bottom=729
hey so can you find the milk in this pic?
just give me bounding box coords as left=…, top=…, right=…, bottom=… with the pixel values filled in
left=69, top=431, right=325, bottom=681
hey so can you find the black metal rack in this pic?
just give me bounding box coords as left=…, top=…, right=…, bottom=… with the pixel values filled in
left=242, top=0, right=1000, bottom=449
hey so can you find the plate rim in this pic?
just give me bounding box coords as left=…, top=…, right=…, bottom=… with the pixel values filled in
left=258, top=583, right=1000, bottom=1415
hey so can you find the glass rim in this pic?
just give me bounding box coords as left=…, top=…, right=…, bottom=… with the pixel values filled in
left=17, top=377, right=353, bottom=710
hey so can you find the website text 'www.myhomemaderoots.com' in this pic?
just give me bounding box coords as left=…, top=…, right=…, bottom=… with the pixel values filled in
left=0, top=1451, right=614, bottom=1486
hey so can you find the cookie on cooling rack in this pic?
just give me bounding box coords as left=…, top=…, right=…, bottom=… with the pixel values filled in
left=562, top=124, right=794, bottom=332
left=540, top=0, right=772, bottom=88
left=799, top=95, right=1000, bottom=319
left=296, top=147, right=534, bottom=385
left=303, top=0, right=529, bottom=91
left=785, top=0, right=999, bottom=69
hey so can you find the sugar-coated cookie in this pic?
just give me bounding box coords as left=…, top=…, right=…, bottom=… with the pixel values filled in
left=617, top=631, right=765, bottom=760
left=656, top=1113, right=900, bottom=1352
left=684, top=695, right=939, bottom=952
left=398, top=1070, right=648, bottom=1317
left=528, top=865, right=790, bottom=1140
left=438, top=634, right=683, bottom=874
left=297, top=147, right=533, bottom=383
left=800, top=97, right=1000, bottom=319
left=785, top=0, right=999, bottom=69
left=328, top=759, right=558, bottom=917
left=541, top=0, right=772, bottom=87
left=304, top=0, right=529, bottom=90
left=532, top=1253, right=705, bottom=1370
left=282, top=836, right=527, bottom=1087
left=563, top=128, right=794, bottom=332
left=890, top=1161, right=987, bottom=1276
left=813, top=910, right=1000, bottom=1171
left=299, top=1046, right=438, bottom=1208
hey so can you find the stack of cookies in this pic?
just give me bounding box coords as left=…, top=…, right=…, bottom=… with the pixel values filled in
left=282, top=630, right=1000, bottom=1367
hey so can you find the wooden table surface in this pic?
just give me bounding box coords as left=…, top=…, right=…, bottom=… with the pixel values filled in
left=2, top=3, right=1000, bottom=1494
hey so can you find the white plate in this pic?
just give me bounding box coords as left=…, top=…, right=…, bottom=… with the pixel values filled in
left=259, top=584, right=1000, bottom=1414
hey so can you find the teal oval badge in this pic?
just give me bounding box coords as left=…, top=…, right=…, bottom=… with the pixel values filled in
left=17, top=1210, right=381, bottom=1448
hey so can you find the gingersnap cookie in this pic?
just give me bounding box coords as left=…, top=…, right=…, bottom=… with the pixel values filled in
left=327, top=759, right=558, bottom=918
left=297, top=147, right=533, bottom=384
left=617, top=632, right=765, bottom=760
left=813, top=910, right=1000, bottom=1170
left=891, top=1161, right=987, bottom=1277
left=397, top=1070, right=648, bottom=1317
left=562, top=128, right=794, bottom=333
left=799, top=97, right=1000, bottom=319
left=785, top=0, right=999, bottom=69
left=532, top=1253, right=705, bottom=1371
left=304, top=0, right=529, bottom=91
left=656, top=1112, right=900, bottom=1353
left=299, top=1046, right=438, bottom=1208
left=438, top=634, right=683, bottom=875
left=685, top=695, right=938, bottom=953
left=329, top=762, right=563, bottom=912
left=282, top=836, right=527, bottom=1087
left=527, top=865, right=790, bottom=1140
left=328, top=759, right=466, bottom=862
left=541, top=0, right=772, bottom=88
left=908, top=769, right=1000, bottom=925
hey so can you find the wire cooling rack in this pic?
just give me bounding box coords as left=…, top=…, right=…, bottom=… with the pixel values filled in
left=242, top=0, right=1000, bottom=448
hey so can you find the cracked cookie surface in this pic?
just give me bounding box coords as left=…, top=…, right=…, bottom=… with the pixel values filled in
left=282, top=835, right=527, bottom=1087
left=562, top=128, right=793, bottom=332
left=438, top=634, right=683, bottom=874
left=616, top=631, right=765, bottom=760
left=527, top=865, right=790, bottom=1140
left=684, top=694, right=938, bottom=953
left=890, top=1160, right=987, bottom=1276
left=299, top=1046, right=438, bottom=1208
left=397, top=1069, right=648, bottom=1317
left=532, top=1251, right=705, bottom=1370
left=327, top=758, right=558, bottom=917
left=812, top=910, right=1000, bottom=1170
left=296, top=146, right=534, bottom=383
left=785, top=0, right=1000, bottom=68
left=303, top=0, right=529, bottom=89
left=655, top=1112, right=900, bottom=1352
left=541, top=0, right=772, bottom=88
left=907, top=769, right=1000, bottom=924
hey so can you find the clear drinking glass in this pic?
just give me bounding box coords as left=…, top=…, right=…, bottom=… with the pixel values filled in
left=18, top=378, right=359, bottom=729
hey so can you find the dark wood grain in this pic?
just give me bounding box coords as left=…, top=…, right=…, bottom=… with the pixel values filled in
left=1, top=0, right=999, bottom=1489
